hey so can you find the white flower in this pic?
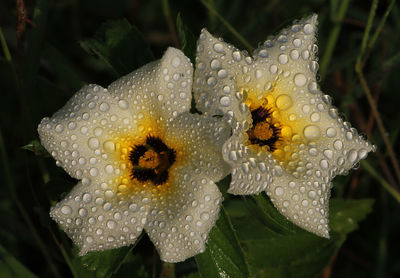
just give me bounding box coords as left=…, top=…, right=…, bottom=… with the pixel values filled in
left=38, top=48, right=230, bottom=262
left=193, top=15, right=374, bottom=238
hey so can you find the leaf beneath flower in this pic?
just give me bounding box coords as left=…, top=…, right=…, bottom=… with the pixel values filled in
left=195, top=207, right=249, bottom=278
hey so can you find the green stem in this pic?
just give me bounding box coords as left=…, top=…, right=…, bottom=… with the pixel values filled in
left=361, top=161, right=400, bottom=203
left=320, top=0, right=350, bottom=79
left=0, top=27, right=12, bottom=61
left=162, top=0, right=179, bottom=48
left=357, top=0, right=378, bottom=66
left=201, top=0, right=254, bottom=52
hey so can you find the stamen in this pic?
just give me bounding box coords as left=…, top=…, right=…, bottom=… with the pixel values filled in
left=138, top=150, right=160, bottom=169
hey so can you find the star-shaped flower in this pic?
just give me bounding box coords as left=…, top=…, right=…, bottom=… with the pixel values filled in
left=38, top=48, right=230, bottom=262
left=193, top=15, right=374, bottom=237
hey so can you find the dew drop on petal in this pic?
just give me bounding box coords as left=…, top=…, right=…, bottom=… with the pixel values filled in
left=99, top=102, right=110, bottom=112
left=294, top=73, right=307, bottom=87
left=103, top=140, right=116, bottom=152
left=210, top=59, right=221, bottom=70
left=303, top=125, right=321, bottom=140
left=232, top=50, right=241, bottom=61
left=213, top=43, right=224, bottom=53
left=275, top=186, right=284, bottom=196
left=61, top=205, right=72, bottom=215
left=219, top=96, right=231, bottom=107
left=275, top=94, right=292, bottom=111
left=118, top=100, right=129, bottom=109
left=88, top=137, right=100, bottom=150
left=304, top=23, right=314, bottom=34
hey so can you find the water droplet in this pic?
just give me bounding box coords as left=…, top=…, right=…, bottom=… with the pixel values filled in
left=293, top=38, right=302, bottom=47
left=275, top=94, right=292, bottom=111
left=201, top=212, right=210, bottom=221
left=348, top=149, right=358, bottom=163
left=55, top=124, right=64, bottom=133
left=61, top=205, right=72, bottom=215
left=171, top=57, right=181, bottom=67
left=278, top=54, right=288, bottom=64
left=99, top=102, right=110, bottom=112
left=79, top=208, right=88, bottom=217
left=301, top=50, right=310, bottom=60
left=107, top=220, right=117, bottom=229
left=320, top=159, right=329, bottom=170
left=213, top=43, right=224, bottom=53
left=82, top=193, right=92, bottom=203
left=270, top=64, right=277, bottom=74
left=219, top=96, right=231, bottom=107
left=89, top=167, right=99, bottom=177
left=304, top=23, right=314, bottom=34
left=326, top=127, right=337, bottom=138
left=301, top=199, right=309, bottom=207
left=294, top=73, right=307, bottom=87
left=103, top=140, right=115, bottom=152
left=303, top=125, right=320, bottom=140
left=308, top=82, right=318, bottom=94
left=210, top=59, right=221, bottom=70
left=275, top=187, right=284, bottom=196
left=232, top=51, right=241, bottom=61
left=310, top=112, right=320, bottom=122
left=218, top=69, right=228, bottom=78
left=207, top=76, right=217, bottom=86
left=88, top=137, right=100, bottom=150
left=290, top=49, right=299, bottom=60
left=118, top=100, right=129, bottom=109
left=323, top=149, right=333, bottom=159
left=333, top=140, right=343, bottom=150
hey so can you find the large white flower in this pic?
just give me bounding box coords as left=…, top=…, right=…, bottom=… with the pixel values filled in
left=38, top=48, right=230, bottom=262
left=193, top=15, right=374, bottom=237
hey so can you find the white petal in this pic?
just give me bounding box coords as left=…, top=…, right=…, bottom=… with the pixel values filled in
left=144, top=113, right=229, bottom=262
left=50, top=182, right=150, bottom=255
left=108, top=47, right=193, bottom=122
left=194, top=29, right=251, bottom=130
left=145, top=175, right=222, bottom=262
left=223, top=130, right=274, bottom=194
left=38, top=84, right=137, bottom=181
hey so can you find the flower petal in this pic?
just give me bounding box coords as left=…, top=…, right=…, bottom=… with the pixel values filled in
left=194, top=15, right=375, bottom=237
left=50, top=181, right=150, bottom=255
left=145, top=113, right=229, bottom=262
left=194, top=29, right=251, bottom=129
left=108, top=47, right=193, bottom=122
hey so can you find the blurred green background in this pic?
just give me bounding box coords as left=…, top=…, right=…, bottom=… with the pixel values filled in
left=1, top=0, right=399, bottom=277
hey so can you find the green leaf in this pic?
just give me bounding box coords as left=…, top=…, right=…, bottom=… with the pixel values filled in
left=0, top=244, right=38, bottom=278
left=21, top=140, right=50, bottom=157
left=244, top=193, right=301, bottom=235
left=233, top=196, right=374, bottom=277
left=176, top=13, right=196, bottom=63
left=329, top=198, right=374, bottom=234
left=80, top=19, right=154, bottom=76
left=195, top=207, right=249, bottom=278
left=78, top=243, right=138, bottom=278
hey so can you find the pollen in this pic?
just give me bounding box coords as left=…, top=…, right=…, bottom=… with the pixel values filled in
left=138, top=150, right=160, bottom=169
left=253, top=122, right=274, bottom=141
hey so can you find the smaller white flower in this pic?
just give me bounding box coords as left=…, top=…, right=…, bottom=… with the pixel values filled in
left=194, top=15, right=374, bottom=238
left=38, top=48, right=230, bottom=262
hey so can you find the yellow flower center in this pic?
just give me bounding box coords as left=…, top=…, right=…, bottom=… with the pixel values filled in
left=138, top=150, right=160, bottom=169
left=253, top=122, right=274, bottom=141
left=242, top=83, right=319, bottom=169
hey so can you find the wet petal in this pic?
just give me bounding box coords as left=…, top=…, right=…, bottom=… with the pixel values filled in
left=50, top=182, right=150, bottom=255
left=194, top=15, right=375, bottom=237
left=108, top=47, right=193, bottom=122
left=145, top=113, right=229, bottom=262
